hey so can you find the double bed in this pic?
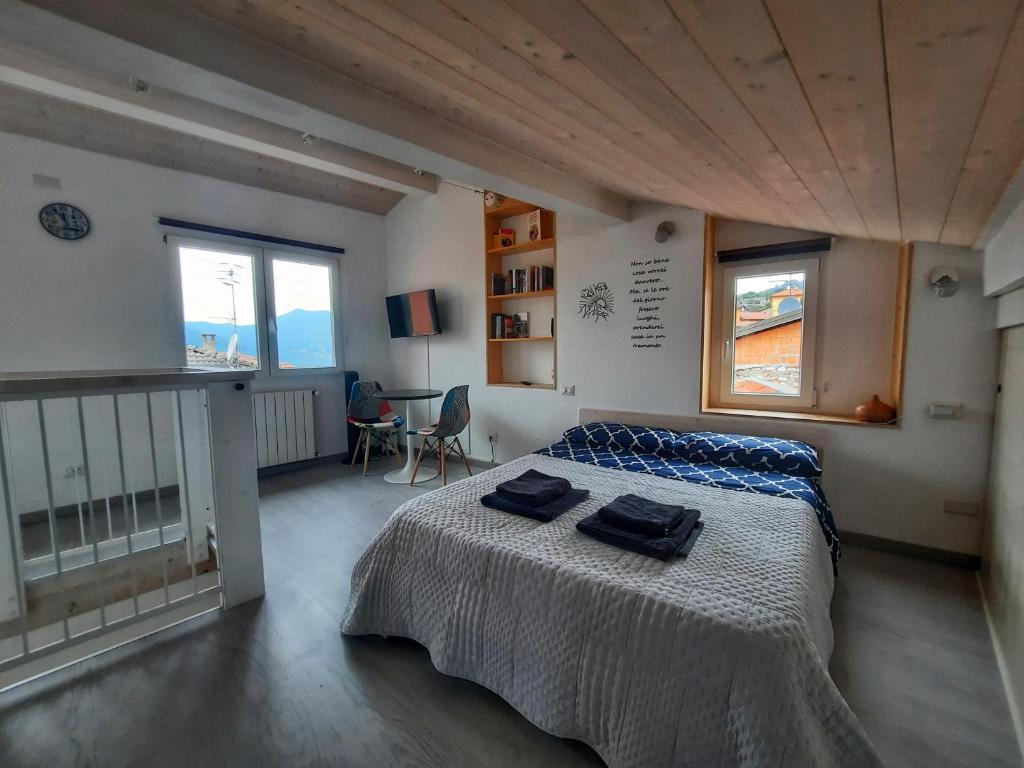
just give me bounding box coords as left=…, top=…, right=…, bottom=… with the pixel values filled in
left=342, top=411, right=880, bottom=768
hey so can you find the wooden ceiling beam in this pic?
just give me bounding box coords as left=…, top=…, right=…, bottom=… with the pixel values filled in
left=881, top=0, right=1020, bottom=243
left=764, top=0, right=902, bottom=242
left=0, top=84, right=405, bottom=214
left=0, top=40, right=437, bottom=198
left=20, top=0, right=630, bottom=221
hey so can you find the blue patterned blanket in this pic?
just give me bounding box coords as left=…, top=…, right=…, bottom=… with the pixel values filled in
left=537, top=438, right=840, bottom=565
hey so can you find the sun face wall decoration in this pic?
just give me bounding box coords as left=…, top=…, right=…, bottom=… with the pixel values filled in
left=578, top=282, right=614, bottom=322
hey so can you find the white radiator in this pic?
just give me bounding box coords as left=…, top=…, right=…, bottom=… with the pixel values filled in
left=253, top=390, right=318, bottom=468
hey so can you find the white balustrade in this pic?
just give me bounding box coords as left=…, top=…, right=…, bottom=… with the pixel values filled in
left=0, top=369, right=263, bottom=683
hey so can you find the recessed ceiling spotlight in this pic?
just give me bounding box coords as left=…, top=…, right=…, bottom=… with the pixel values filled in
left=301, top=132, right=318, bottom=144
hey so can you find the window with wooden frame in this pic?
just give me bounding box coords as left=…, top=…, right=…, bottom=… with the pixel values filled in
left=701, top=215, right=912, bottom=426
left=719, top=257, right=819, bottom=408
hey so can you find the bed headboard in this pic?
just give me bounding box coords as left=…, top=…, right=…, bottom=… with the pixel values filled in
left=577, top=408, right=831, bottom=465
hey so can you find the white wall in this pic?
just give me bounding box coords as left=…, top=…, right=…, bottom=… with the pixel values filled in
left=0, top=133, right=392, bottom=459
left=982, top=325, right=1024, bottom=744
left=385, top=185, right=1000, bottom=556
left=384, top=184, right=707, bottom=463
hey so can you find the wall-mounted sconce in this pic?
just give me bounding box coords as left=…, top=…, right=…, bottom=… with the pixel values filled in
left=655, top=221, right=675, bottom=243
left=929, top=267, right=960, bottom=297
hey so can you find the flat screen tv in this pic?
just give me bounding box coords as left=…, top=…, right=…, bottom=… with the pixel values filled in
left=386, top=289, right=442, bottom=338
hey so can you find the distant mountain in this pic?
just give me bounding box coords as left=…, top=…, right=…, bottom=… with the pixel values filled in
left=184, top=309, right=334, bottom=368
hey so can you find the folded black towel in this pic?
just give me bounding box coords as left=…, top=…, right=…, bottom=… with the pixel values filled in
left=597, top=494, right=695, bottom=537
left=482, top=487, right=590, bottom=522
left=576, top=508, right=702, bottom=561
left=495, top=469, right=571, bottom=506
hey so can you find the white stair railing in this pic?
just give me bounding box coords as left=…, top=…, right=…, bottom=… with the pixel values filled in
left=0, top=370, right=262, bottom=684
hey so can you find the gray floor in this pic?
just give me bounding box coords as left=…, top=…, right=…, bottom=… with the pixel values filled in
left=1, top=460, right=1020, bottom=767
left=20, top=493, right=183, bottom=559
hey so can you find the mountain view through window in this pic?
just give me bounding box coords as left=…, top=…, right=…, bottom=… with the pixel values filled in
left=179, top=246, right=336, bottom=371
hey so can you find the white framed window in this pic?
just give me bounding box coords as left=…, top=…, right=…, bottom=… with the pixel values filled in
left=718, top=256, right=819, bottom=408
left=170, top=235, right=341, bottom=376
left=265, top=251, right=339, bottom=374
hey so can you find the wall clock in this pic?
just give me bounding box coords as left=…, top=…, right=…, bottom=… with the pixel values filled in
left=39, top=202, right=90, bottom=241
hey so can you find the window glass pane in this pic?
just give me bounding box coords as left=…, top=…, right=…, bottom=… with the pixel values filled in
left=732, top=271, right=805, bottom=397
left=179, top=247, right=259, bottom=370
left=271, top=259, right=336, bottom=369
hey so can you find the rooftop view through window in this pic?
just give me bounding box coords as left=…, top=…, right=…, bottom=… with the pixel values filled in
left=731, top=271, right=805, bottom=397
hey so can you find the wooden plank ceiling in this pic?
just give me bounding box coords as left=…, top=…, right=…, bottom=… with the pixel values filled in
left=27, top=0, right=1024, bottom=245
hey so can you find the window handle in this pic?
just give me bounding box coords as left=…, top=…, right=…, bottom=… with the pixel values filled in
left=723, top=339, right=731, bottom=360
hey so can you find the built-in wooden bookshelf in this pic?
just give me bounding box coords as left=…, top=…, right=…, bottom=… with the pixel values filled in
left=484, top=193, right=556, bottom=389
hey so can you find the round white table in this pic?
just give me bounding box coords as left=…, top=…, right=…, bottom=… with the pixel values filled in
left=376, top=388, right=443, bottom=484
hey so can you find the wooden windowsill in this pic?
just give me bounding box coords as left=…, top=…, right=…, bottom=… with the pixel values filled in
left=701, top=406, right=900, bottom=428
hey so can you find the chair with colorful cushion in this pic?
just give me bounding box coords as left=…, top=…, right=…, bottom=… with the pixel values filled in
left=410, top=385, right=471, bottom=486
left=347, top=380, right=405, bottom=475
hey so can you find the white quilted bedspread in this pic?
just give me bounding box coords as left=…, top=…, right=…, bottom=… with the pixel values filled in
left=342, top=454, right=881, bottom=768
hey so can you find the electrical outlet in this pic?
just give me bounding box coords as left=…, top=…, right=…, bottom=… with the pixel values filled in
left=63, top=464, right=84, bottom=479
left=561, top=384, right=576, bottom=396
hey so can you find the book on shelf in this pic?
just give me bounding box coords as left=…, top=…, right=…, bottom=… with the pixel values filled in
left=526, top=209, right=543, bottom=241
left=490, top=311, right=530, bottom=339
left=489, top=265, right=554, bottom=296
left=513, top=312, right=529, bottom=338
